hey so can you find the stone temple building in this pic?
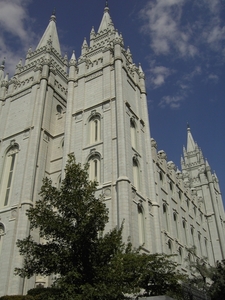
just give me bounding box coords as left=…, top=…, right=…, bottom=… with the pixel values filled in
left=0, top=4, right=224, bottom=296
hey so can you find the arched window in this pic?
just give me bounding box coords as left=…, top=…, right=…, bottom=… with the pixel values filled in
left=173, top=213, right=179, bottom=239
left=89, top=155, right=101, bottom=183
left=133, top=156, right=140, bottom=191
left=188, top=252, right=192, bottom=263
left=163, top=203, right=169, bottom=231
left=89, top=115, right=101, bottom=144
left=191, top=227, right=195, bottom=246
left=0, top=145, right=18, bottom=208
left=178, top=247, right=183, bottom=263
left=178, top=190, right=182, bottom=200
left=205, top=238, right=208, bottom=258
left=61, top=138, right=64, bottom=149
left=168, top=240, right=173, bottom=254
left=138, top=204, right=145, bottom=245
left=56, top=104, right=63, bottom=114
left=186, top=198, right=190, bottom=210
left=0, top=223, right=5, bottom=257
left=198, top=233, right=202, bottom=256
left=193, top=206, right=196, bottom=216
left=183, top=220, right=187, bottom=245
left=130, top=118, right=137, bottom=150
left=159, top=171, right=163, bottom=182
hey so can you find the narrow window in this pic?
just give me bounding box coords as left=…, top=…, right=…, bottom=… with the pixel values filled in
left=188, top=253, right=192, bottom=262
left=138, top=204, right=145, bottom=245
left=94, top=120, right=98, bottom=141
left=4, top=153, right=16, bottom=206
left=94, top=159, right=98, bottom=179
left=130, top=118, right=137, bottom=149
left=183, top=220, right=187, bottom=245
left=178, top=247, right=182, bottom=263
left=168, top=240, right=172, bottom=254
left=173, top=213, right=179, bottom=238
left=56, top=105, right=63, bottom=114
left=198, top=233, right=202, bottom=256
left=187, top=198, right=190, bottom=209
left=0, top=146, right=18, bottom=208
left=0, top=224, right=5, bottom=258
left=90, top=116, right=101, bottom=144
left=159, top=171, right=163, bottom=182
left=178, top=190, right=182, bottom=200
left=89, top=156, right=100, bottom=183
left=133, top=157, right=140, bottom=190
left=163, top=204, right=169, bottom=231
left=193, top=206, right=196, bottom=216
left=191, top=227, right=195, bottom=246
left=205, top=239, right=209, bottom=258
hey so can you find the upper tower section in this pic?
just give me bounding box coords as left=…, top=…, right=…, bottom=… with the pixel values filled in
left=181, top=125, right=221, bottom=195
left=181, top=125, right=205, bottom=184
left=72, top=3, right=146, bottom=95
left=25, top=12, right=67, bottom=73
left=36, top=12, right=61, bottom=55
left=97, top=2, right=114, bottom=33
left=0, top=12, right=68, bottom=104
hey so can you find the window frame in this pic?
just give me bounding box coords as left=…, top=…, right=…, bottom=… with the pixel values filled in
left=88, top=154, right=101, bottom=183
left=0, top=145, right=19, bottom=208
left=89, top=114, right=101, bottom=144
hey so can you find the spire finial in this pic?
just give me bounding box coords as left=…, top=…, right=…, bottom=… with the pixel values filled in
left=187, top=122, right=190, bottom=130
left=1, top=57, right=5, bottom=66
left=104, top=1, right=109, bottom=12
left=50, top=8, right=56, bottom=22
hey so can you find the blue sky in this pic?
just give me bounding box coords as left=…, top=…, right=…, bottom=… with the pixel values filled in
left=0, top=0, right=224, bottom=200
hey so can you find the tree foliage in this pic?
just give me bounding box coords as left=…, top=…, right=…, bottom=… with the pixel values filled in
left=209, top=260, right=225, bottom=300
left=184, top=246, right=213, bottom=291
left=16, top=154, right=185, bottom=299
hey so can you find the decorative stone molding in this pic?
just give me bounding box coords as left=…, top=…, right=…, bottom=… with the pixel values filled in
left=198, top=165, right=205, bottom=174
left=151, top=138, right=157, bottom=149
left=167, top=161, right=177, bottom=171
left=0, top=223, right=5, bottom=235
left=157, top=150, right=167, bottom=160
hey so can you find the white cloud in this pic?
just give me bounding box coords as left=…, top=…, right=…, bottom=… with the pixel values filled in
left=140, top=0, right=224, bottom=58
left=139, top=1, right=225, bottom=110
left=0, top=0, right=31, bottom=41
left=208, top=74, right=219, bottom=82
left=159, top=95, right=184, bottom=109
left=183, top=66, right=202, bottom=81
left=147, top=65, right=174, bottom=88
left=140, top=0, right=198, bottom=57
left=0, top=0, right=35, bottom=75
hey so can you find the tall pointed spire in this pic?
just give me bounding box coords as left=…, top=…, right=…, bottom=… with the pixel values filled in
left=36, top=12, right=61, bottom=54
left=187, top=124, right=196, bottom=152
left=69, top=51, right=77, bottom=65
left=98, top=2, right=114, bottom=33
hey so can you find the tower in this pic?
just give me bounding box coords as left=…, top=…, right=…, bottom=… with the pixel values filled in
left=63, top=4, right=159, bottom=251
left=0, top=12, right=68, bottom=295
left=181, top=125, right=225, bottom=261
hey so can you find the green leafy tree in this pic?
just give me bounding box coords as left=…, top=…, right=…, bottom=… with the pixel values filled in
left=209, top=260, right=225, bottom=300
left=16, top=154, right=185, bottom=299
left=184, top=246, right=214, bottom=299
